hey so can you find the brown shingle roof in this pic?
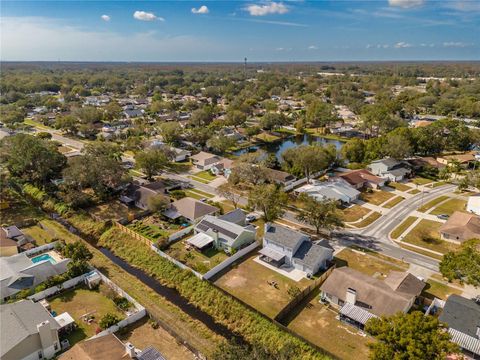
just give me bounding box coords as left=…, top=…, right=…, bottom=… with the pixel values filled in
left=338, top=169, right=384, bottom=186
left=58, top=334, right=128, bottom=360
left=169, top=197, right=219, bottom=222
left=440, top=211, right=480, bottom=243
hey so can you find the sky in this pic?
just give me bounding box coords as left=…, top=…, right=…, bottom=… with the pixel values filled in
left=1, top=0, right=479, bottom=62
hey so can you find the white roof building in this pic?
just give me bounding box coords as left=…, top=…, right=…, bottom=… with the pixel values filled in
left=467, top=194, right=480, bottom=216
left=294, top=180, right=360, bottom=204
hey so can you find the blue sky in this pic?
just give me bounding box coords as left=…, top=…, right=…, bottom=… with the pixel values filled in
left=1, top=0, right=479, bottom=61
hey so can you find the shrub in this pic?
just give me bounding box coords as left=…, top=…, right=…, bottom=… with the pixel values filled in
left=99, top=313, right=121, bottom=329
left=113, top=297, right=132, bottom=311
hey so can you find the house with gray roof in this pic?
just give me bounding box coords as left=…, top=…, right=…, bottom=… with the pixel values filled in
left=189, top=211, right=256, bottom=253
left=439, top=295, right=480, bottom=359
left=260, top=223, right=333, bottom=276
left=294, top=179, right=360, bottom=204
left=1, top=299, right=61, bottom=360
left=368, top=158, right=411, bottom=182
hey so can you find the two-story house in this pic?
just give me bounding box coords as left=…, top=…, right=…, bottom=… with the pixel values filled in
left=368, top=158, right=411, bottom=182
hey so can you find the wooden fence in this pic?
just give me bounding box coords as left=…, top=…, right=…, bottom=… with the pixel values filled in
left=274, top=264, right=335, bottom=324
left=114, top=221, right=153, bottom=247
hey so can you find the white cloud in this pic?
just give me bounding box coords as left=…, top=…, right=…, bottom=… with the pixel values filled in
left=394, top=41, right=412, bottom=48
left=192, top=5, right=209, bottom=14
left=246, top=2, right=289, bottom=16
left=442, top=1, right=480, bottom=12
left=308, top=45, right=318, bottom=50
left=101, top=15, right=110, bottom=22
left=443, top=41, right=471, bottom=47
left=133, top=11, right=164, bottom=22
left=388, top=0, right=425, bottom=9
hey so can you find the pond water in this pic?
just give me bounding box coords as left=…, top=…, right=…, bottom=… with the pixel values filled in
left=232, top=134, right=345, bottom=162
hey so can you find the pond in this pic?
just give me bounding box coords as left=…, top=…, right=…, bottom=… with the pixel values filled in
left=232, top=134, right=345, bottom=162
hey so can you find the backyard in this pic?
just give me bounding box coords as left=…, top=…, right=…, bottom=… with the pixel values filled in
left=287, top=292, right=371, bottom=360
left=48, top=284, right=126, bottom=346
left=164, top=239, right=228, bottom=274
left=360, top=190, right=395, bottom=206
left=128, top=216, right=185, bottom=242
left=401, top=219, right=459, bottom=254
left=334, top=248, right=406, bottom=277
left=214, top=253, right=311, bottom=319
left=0, top=188, right=44, bottom=226
left=88, top=201, right=145, bottom=222
left=116, top=318, right=194, bottom=360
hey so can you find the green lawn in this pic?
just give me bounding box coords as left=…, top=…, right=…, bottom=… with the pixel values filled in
left=412, top=177, right=434, bottom=185
left=341, top=205, right=371, bottom=223
left=432, top=181, right=448, bottom=188
left=193, top=170, right=217, bottom=181
left=383, top=196, right=405, bottom=209
left=422, top=279, right=462, bottom=300
left=185, top=189, right=215, bottom=200
left=408, top=189, right=421, bottom=195
left=401, top=219, right=459, bottom=254
left=352, top=212, right=381, bottom=228
left=128, top=220, right=180, bottom=242
left=399, top=243, right=444, bottom=260
left=388, top=182, right=411, bottom=192
left=49, top=285, right=125, bottom=345
left=335, top=248, right=404, bottom=277
left=391, top=216, right=418, bottom=239
left=255, top=132, right=281, bottom=142
left=418, top=196, right=449, bottom=212
left=361, top=190, right=395, bottom=206
left=22, top=224, right=56, bottom=245
left=429, top=198, right=467, bottom=216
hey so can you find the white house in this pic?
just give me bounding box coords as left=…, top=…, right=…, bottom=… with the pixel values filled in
left=368, top=158, right=411, bottom=182
left=190, top=151, right=221, bottom=170
left=294, top=179, right=360, bottom=204
left=467, top=194, right=480, bottom=215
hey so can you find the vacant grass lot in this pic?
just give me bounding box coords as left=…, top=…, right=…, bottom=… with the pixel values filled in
left=383, top=196, right=405, bottom=209
left=361, top=190, right=395, bottom=206
left=390, top=216, right=418, bottom=239
left=412, top=177, right=434, bottom=185
left=430, top=198, right=467, bottom=216
left=89, top=201, right=144, bottom=222
left=49, top=285, right=125, bottom=345
left=215, top=253, right=311, bottom=319
left=401, top=219, right=459, bottom=254
left=352, top=212, right=381, bottom=228
left=117, top=318, right=195, bottom=360
left=334, top=248, right=404, bottom=277
left=422, top=279, right=462, bottom=300
left=288, top=296, right=371, bottom=360
left=341, top=205, right=371, bottom=222
left=388, top=182, right=411, bottom=192
left=418, top=196, right=449, bottom=212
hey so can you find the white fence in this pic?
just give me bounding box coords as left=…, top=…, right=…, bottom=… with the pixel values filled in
left=24, top=242, right=58, bottom=256
left=150, top=244, right=204, bottom=279
left=284, top=170, right=325, bottom=192
left=28, top=273, right=88, bottom=302
left=168, top=225, right=194, bottom=243
left=203, top=242, right=259, bottom=280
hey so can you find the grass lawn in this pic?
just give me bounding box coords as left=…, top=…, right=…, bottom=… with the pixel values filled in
left=388, top=182, right=411, bottom=192
left=401, top=219, right=459, bottom=254
left=334, top=248, right=404, bottom=277
left=22, top=223, right=58, bottom=245
left=0, top=188, right=44, bottom=226
left=429, top=198, right=467, bottom=216
left=390, top=216, right=418, bottom=239
left=341, top=205, right=371, bottom=223
left=165, top=239, right=228, bottom=274
left=24, top=118, right=53, bottom=130
left=89, top=201, right=144, bottom=222
left=422, top=279, right=462, bottom=300
left=214, top=253, right=311, bottom=319
left=128, top=219, right=181, bottom=242
left=184, top=189, right=214, bottom=200
left=408, top=189, right=421, bottom=195
left=361, top=190, right=395, bottom=206
left=432, top=181, right=448, bottom=188
left=352, top=212, right=381, bottom=228
left=116, top=318, right=194, bottom=360
left=255, top=132, right=281, bottom=142
left=57, top=145, right=74, bottom=154
left=418, top=196, right=449, bottom=212
left=287, top=295, right=371, bottom=360
left=383, top=196, right=405, bottom=209
left=399, top=243, right=444, bottom=260
left=412, top=177, right=434, bottom=185
left=193, top=170, right=217, bottom=181
left=49, top=284, right=125, bottom=345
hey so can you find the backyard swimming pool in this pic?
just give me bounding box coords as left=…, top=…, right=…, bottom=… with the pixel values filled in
left=31, top=253, right=57, bottom=265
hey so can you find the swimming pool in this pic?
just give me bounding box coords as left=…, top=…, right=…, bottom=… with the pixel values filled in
left=31, top=253, right=57, bottom=265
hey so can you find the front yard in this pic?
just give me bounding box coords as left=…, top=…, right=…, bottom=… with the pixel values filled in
left=287, top=294, right=371, bottom=360
left=214, top=253, right=311, bottom=319
left=401, top=219, right=459, bottom=254
left=422, top=279, right=462, bottom=300
left=387, top=182, right=411, bottom=192
left=383, top=196, right=405, bottom=209
left=334, top=248, right=406, bottom=277
left=390, top=216, right=418, bottom=239
left=418, top=196, right=449, bottom=212
left=412, top=177, right=434, bottom=185
left=429, top=198, right=467, bottom=215
left=341, top=205, right=370, bottom=223
left=164, top=239, right=228, bottom=274
left=189, top=170, right=217, bottom=184
left=360, top=190, right=395, bottom=206
left=49, top=284, right=126, bottom=346
left=351, top=212, right=381, bottom=228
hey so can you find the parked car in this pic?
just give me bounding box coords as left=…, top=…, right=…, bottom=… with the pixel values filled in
left=246, top=214, right=257, bottom=222
left=437, top=214, right=449, bottom=220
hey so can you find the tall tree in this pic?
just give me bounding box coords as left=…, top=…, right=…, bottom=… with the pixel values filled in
left=248, top=184, right=287, bottom=222
left=365, top=312, right=457, bottom=360
left=305, top=100, right=337, bottom=128
left=296, top=195, right=344, bottom=234
left=282, top=144, right=335, bottom=181
left=439, top=239, right=480, bottom=287
left=217, top=182, right=242, bottom=209
left=135, top=148, right=171, bottom=180
left=158, top=122, right=183, bottom=144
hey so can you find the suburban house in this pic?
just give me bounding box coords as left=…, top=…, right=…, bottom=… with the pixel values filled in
left=211, top=158, right=234, bottom=177
left=190, top=151, right=221, bottom=170
left=122, top=181, right=175, bottom=211
left=439, top=211, right=480, bottom=245
left=337, top=169, right=385, bottom=190
left=1, top=299, right=61, bottom=360
left=171, top=147, right=191, bottom=162
left=260, top=224, right=333, bottom=276
left=407, top=156, right=445, bottom=170
left=163, top=197, right=219, bottom=223
left=1, top=251, right=70, bottom=302
left=59, top=333, right=167, bottom=360
left=368, top=158, right=412, bottom=182
left=266, top=168, right=297, bottom=187
left=123, top=108, right=144, bottom=119
left=320, top=267, right=425, bottom=328
left=187, top=211, right=256, bottom=254
left=1, top=228, right=19, bottom=257
left=467, top=194, right=480, bottom=216
left=438, top=295, right=480, bottom=359
left=294, top=179, right=360, bottom=204
left=437, top=153, right=475, bottom=168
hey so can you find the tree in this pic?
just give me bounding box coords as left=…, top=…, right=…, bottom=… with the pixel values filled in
left=158, top=122, right=183, bottom=144
left=147, top=194, right=170, bottom=213
left=282, top=144, right=335, bottom=181
left=248, top=184, right=288, bottom=222
left=260, top=112, right=287, bottom=130
left=58, top=241, right=93, bottom=262
left=0, top=133, right=67, bottom=184
left=103, top=101, right=122, bottom=121
left=341, top=138, right=366, bottom=164
left=189, top=107, right=213, bottom=127
left=99, top=313, right=121, bottom=330
left=225, top=110, right=247, bottom=128
left=384, top=133, right=413, bottom=160
left=439, top=239, right=480, bottom=286
left=0, top=105, right=26, bottom=128
left=135, top=148, right=171, bottom=180
left=305, top=100, right=337, bottom=128
left=55, top=115, right=78, bottom=135
left=296, top=195, right=344, bottom=234
left=365, top=312, right=457, bottom=360
left=217, top=182, right=242, bottom=209
left=229, top=163, right=269, bottom=186
left=207, top=136, right=236, bottom=154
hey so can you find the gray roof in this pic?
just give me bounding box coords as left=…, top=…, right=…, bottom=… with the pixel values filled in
left=439, top=295, right=480, bottom=338
left=292, top=241, right=333, bottom=268
left=264, top=224, right=308, bottom=249
left=371, top=157, right=401, bottom=169
left=138, top=346, right=166, bottom=360
left=195, top=215, right=254, bottom=246
left=218, top=209, right=246, bottom=225
left=1, top=300, right=60, bottom=357
left=387, top=168, right=411, bottom=177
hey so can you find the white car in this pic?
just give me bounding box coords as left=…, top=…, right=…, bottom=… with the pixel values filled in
left=245, top=214, right=257, bottom=222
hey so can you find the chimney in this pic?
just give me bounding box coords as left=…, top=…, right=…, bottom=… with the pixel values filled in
left=346, top=288, right=357, bottom=305
left=125, top=342, right=135, bottom=358
left=37, top=321, right=54, bottom=351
